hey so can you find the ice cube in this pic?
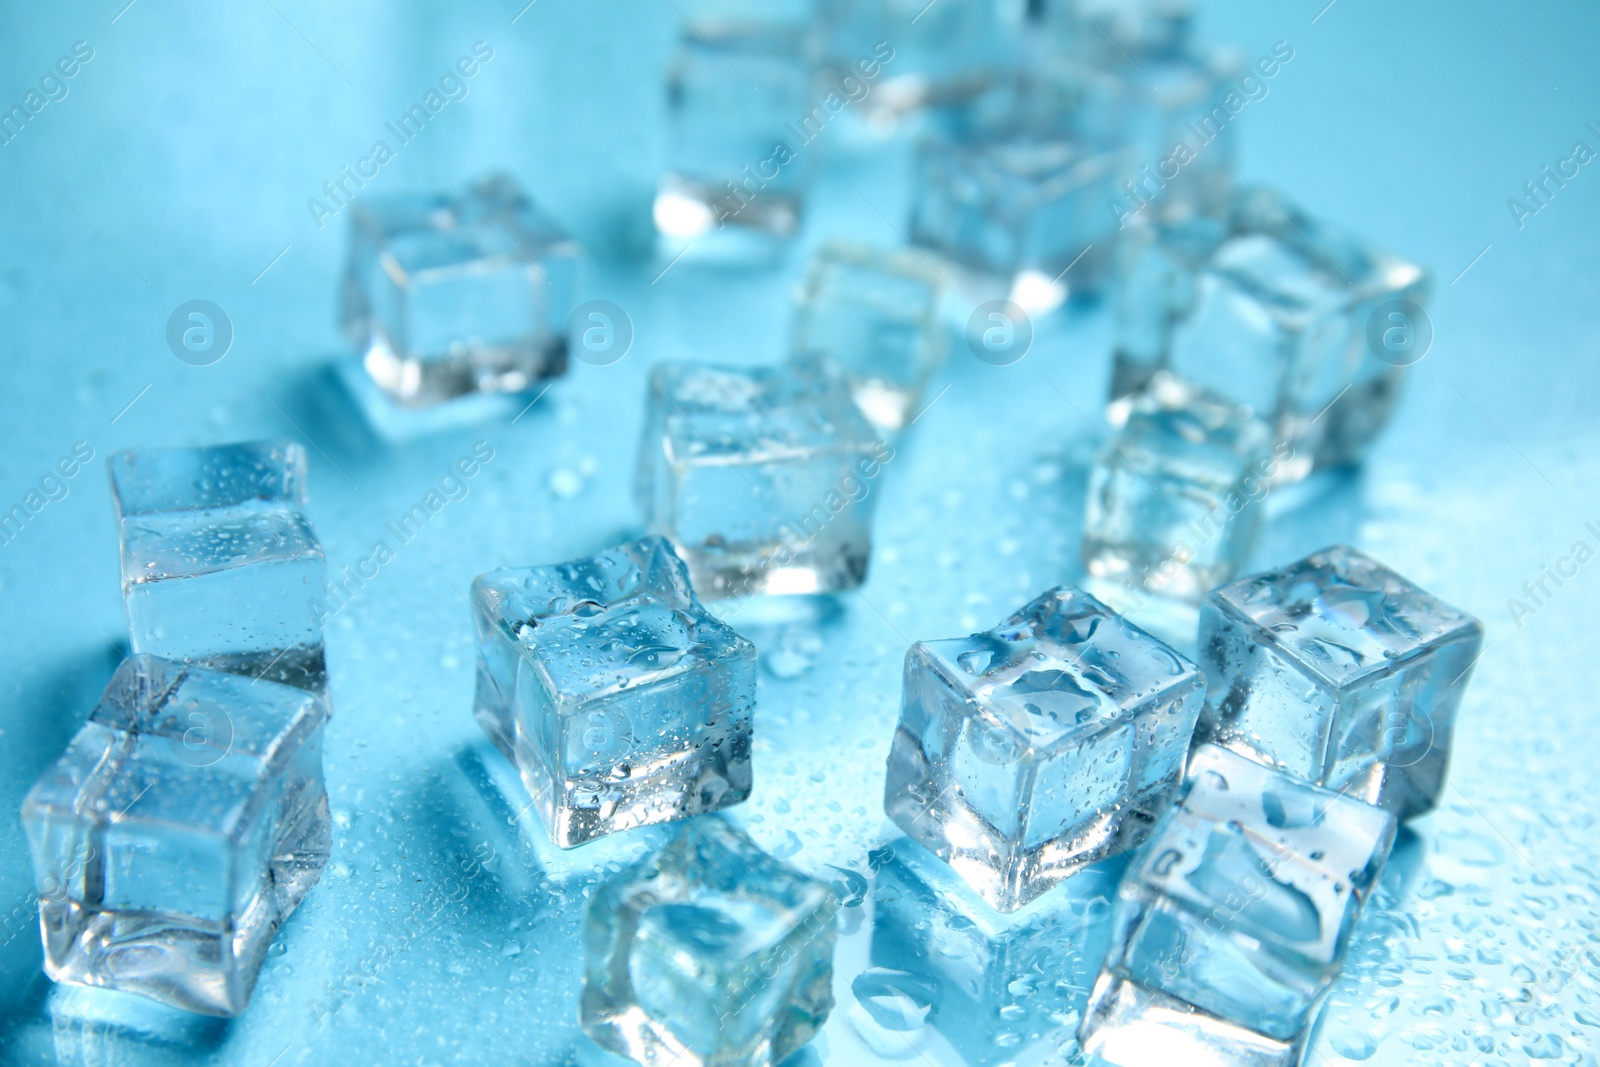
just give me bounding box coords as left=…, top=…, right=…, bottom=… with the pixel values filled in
left=1083, top=372, right=1278, bottom=605
left=1195, top=544, right=1483, bottom=820
left=340, top=173, right=577, bottom=408
left=867, top=837, right=1119, bottom=1064
left=635, top=356, right=887, bottom=599
left=1083, top=46, right=1242, bottom=227
left=471, top=537, right=757, bottom=847
left=1112, top=187, right=1428, bottom=475
left=656, top=21, right=814, bottom=261
left=581, top=818, right=838, bottom=1066
left=910, top=130, right=1126, bottom=295
left=108, top=440, right=327, bottom=693
left=883, top=585, right=1205, bottom=913
left=1079, top=743, right=1396, bottom=1065
left=1041, top=0, right=1193, bottom=61
left=20, top=656, right=330, bottom=1016
left=816, top=0, right=1002, bottom=123
left=790, top=240, right=947, bottom=430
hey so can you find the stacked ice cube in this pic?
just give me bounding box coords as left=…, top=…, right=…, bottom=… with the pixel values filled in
left=108, top=440, right=329, bottom=693
left=22, top=440, right=334, bottom=1015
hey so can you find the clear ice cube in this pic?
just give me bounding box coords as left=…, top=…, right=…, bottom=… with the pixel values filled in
left=109, top=441, right=327, bottom=693
left=1083, top=373, right=1277, bottom=605
left=1081, top=46, right=1241, bottom=227
left=1108, top=215, right=1226, bottom=407
left=656, top=22, right=814, bottom=260
left=1079, top=743, right=1396, bottom=1066
left=340, top=173, right=577, bottom=408
left=866, top=837, right=1119, bottom=1064
left=1041, top=0, right=1192, bottom=61
left=581, top=818, right=838, bottom=1066
left=910, top=130, right=1126, bottom=293
left=1196, top=544, right=1483, bottom=820
left=635, top=356, right=886, bottom=598
left=20, top=656, right=330, bottom=1016
left=1112, top=187, right=1428, bottom=475
left=790, top=240, right=947, bottom=430
left=817, top=0, right=1001, bottom=122
left=883, top=586, right=1206, bottom=913
left=471, top=537, right=757, bottom=847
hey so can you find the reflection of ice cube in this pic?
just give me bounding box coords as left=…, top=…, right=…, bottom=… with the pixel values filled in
left=1079, top=744, right=1396, bottom=1065
left=866, top=837, right=1121, bottom=1066
left=43, top=984, right=230, bottom=1067
left=884, top=585, right=1205, bottom=912
left=109, top=441, right=327, bottom=693
left=471, top=537, right=756, bottom=847
left=581, top=819, right=838, bottom=1066
left=21, top=657, right=330, bottom=1016
left=636, top=357, right=886, bottom=599
left=1197, top=544, right=1483, bottom=819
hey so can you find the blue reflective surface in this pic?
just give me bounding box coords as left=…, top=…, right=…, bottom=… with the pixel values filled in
left=2, top=2, right=1599, bottom=1064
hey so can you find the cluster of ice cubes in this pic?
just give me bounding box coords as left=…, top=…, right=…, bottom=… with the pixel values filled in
left=18, top=3, right=1467, bottom=1062
left=22, top=441, right=333, bottom=1015
left=878, top=546, right=1478, bottom=1061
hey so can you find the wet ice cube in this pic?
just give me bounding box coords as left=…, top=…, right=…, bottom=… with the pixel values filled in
left=910, top=132, right=1125, bottom=293
left=866, top=838, right=1119, bottom=1064
left=340, top=173, right=577, bottom=408
left=1043, top=0, right=1192, bottom=61
left=656, top=22, right=813, bottom=260
left=1196, top=544, right=1483, bottom=820
left=817, top=0, right=1001, bottom=122
left=471, top=537, right=757, bottom=847
left=1079, top=744, right=1395, bottom=1065
left=635, top=357, right=886, bottom=599
left=1107, top=215, right=1226, bottom=409
left=1087, top=46, right=1242, bottom=227
left=790, top=240, right=947, bottom=430
left=109, top=441, right=327, bottom=693
left=1157, top=187, right=1428, bottom=474
left=1083, top=373, right=1277, bottom=605
left=581, top=818, right=838, bottom=1066
left=20, top=656, right=330, bottom=1016
left=883, top=585, right=1205, bottom=913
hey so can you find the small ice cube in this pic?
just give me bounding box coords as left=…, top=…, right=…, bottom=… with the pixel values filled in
left=471, top=537, right=757, bottom=847
left=883, top=585, right=1205, bottom=912
left=581, top=818, right=838, bottom=1065
left=21, top=656, right=330, bottom=1016
left=1078, top=743, right=1396, bottom=1065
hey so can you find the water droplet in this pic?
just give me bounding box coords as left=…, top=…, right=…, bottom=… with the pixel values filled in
left=1330, top=1030, right=1378, bottom=1059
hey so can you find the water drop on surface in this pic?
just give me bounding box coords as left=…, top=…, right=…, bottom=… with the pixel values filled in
left=1329, top=1030, right=1378, bottom=1059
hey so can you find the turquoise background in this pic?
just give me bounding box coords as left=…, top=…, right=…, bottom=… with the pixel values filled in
left=1, top=1, right=1597, bottom=1063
